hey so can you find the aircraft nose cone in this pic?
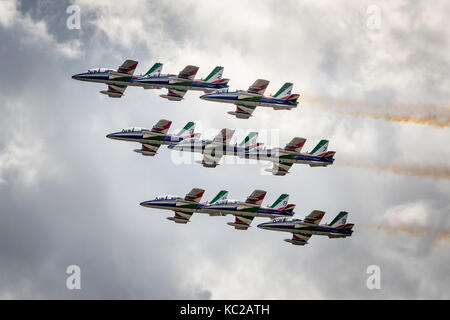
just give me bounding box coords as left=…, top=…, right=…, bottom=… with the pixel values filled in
left=106, top=132, right=124, bottom=140
left=140, top=201, right=149, bottom=207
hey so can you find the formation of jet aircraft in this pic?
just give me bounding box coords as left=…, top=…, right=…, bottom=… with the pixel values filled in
left=140, top=188, right=353, bottom=245
left=73, top=59, right=352, bottom=246
left=140, top=188, right=295, bottom=230
left=105, top=119, right=335, bottom=175
left=72, top=59, right=299, bottom=118
left=72, top=60, right=229, bottom=100
left=168, top=132, right=335, bottom=175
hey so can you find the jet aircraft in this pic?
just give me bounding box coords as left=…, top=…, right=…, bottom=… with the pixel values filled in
left=240, top=137, right=336, bottom=175
left=106, top=119, right=198, bottom=156
left=200, top=80, right=300, bottom=119
left=257, top=211, right=354, bottom=246
left=168, top=129, right=262, bottom=168
left=72, top=59, right=146, bottom=98
left=202, top=191, right=295, bottom=230
left=134, top=65, right=229, bottom=101
left=140, top=189, right=229, bottom=223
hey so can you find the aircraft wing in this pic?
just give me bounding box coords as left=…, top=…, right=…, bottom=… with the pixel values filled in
left=285, top=233, right=311, bottom=246
left=138, top=143, right=162, bottom=156
left=303, top=210, right=325, bottom=225
left=117, top=59, right=138, bottom=75
left=265, top=161, right=293, bottom=176
left=160, top=88, right=188, bottom=101
left=227, top=214, right=255, bottom=230
left=178, top=65, right=199, bottom=80
left=167, top=211, right=194, bottom=224
left=247, top=79, right=269, bottom=95
left=199, top=152, right=223, bottom=168
left=228, top=104, right=257, bottom=119
left=150, top=119, right=172, bottom=134
left=100, top=84, right=127, bottom=98
left=285, top=137, right=307, bottom=153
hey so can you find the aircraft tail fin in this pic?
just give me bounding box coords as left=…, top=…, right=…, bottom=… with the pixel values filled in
left=238, top=132, right=260, bottom=150
left=284, top=137, right=306, bottom=153
left=184, top=188, right=205, bottom=203
left=144, top=62, right=163, bottom=77
left=212, top=128, right=235, bottom=144
left=248, top=79, right=270, bottom=95
left=178, top=65, right=199, bottom=80
left=328, top=211, right=349, bottom=228
left=209, top=190, right=228, bottom=204
left=308, top=139, right=329, bottom=156
left=270, top=194, right=289, bottom=210
left=175, top=121, right=196, bottom=138
left=245, top=190, right=267, bottom=206
left=272, top=82, right=293, bottom=99
left=117, top=59, right=138, bottom=75
left=204, top=66, right=224, bottom=83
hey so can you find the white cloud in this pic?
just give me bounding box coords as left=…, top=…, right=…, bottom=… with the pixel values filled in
left=0, top=0, right=81, bottom=59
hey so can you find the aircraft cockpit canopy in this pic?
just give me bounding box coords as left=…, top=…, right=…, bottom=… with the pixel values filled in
left=155, top=195, right=181, bottom=201
left=88, top=68, right=112, bottom=73
left=121, top=127, right=149, bottom=132
left=272, top=217, right=293, bottom=223
left=215, top=199, right=239, bottom=205
left=213, top=88, right=229, bottom=94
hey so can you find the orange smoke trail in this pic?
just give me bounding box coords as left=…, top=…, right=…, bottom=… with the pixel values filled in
left=338, top=160, right=450, bottom=180
left=360, top=223, right=450, bottom=243
left=302, top=94, right=450, bottom=128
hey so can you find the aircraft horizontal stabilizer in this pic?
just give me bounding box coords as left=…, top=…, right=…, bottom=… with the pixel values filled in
left=264, top=168, right=290, bottom=176
left=100, top=90, right=122, bottom=98
left=167, top=217, right=189, bottom=224
left=167, top=211, right=193, bottom=224
left=327, top=234, right=347, bottom=238
left=134, top=149, right=157, bottom=156
left=285, top=233, right=310, bottom=245
left=309, top=163, right=328, bottom=167
left=227, top=222, right=250, bottom=230
left=227, top=111, right=252, bottom=119
left=284, top=238, right=308, bottom=246
left=195, top=160, right=220, bottom=168
left=227, top=215, right=254, bottom=230
left=159, top=94, right=183, bottom=101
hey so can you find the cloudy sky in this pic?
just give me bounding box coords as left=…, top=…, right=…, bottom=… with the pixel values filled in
left=0, top=0, right=449, bottom=299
